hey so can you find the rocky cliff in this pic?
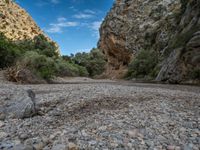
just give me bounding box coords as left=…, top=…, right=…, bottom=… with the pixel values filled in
left=0, top=0, right=59, bottom=51
left=98, top=0, right=200, bottom=83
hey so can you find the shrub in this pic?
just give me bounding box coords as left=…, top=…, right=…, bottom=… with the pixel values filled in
left=71, top=48, right=106, bottom=77
left=17, top=34, right=59, bottom=58
left=190, top=68, right=200, bottom=80
left=33, top=34, right=59, bottom=58
left=127, top=49, right=159, bottom=79
left=18, top=51, right=56, bottom=79
left=76, top=65, right=89, bottom=77
left=55, top=58, right=89, bottom=77
left=0, top=33, right=59, bottom=69
left=0, top=33, right=24, bottom=68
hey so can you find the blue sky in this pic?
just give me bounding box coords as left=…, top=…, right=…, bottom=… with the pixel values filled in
left=16, top=0, right=114, bottom=55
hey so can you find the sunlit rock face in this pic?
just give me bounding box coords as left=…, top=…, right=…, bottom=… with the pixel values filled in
left=0, top=0, right=59, bottom=53
left=99, top=0, right=200, bottom=83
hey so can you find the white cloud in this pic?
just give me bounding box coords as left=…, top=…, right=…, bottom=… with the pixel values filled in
left=57, top=17, right=67, bottom=22
left=84, top=9, right=96, bottom=14
left=90, top=20, right=103, bottom=38
left=91, top=21, right=102, bottom=31
left=46, top=26, right=62, bottom=33
left=52, top=22, right=79, bottom=27
left=73, top=13, right=94, bottom=19
left=69, top=6, right=78, bottom=12
left=45, top=18, right=79, bottom=33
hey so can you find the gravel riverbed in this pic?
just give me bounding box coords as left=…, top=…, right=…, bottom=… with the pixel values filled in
left=0, top=78, right=200, bottom=150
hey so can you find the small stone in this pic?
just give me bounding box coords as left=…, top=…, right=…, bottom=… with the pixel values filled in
left=175, top=146, right=181, bottom=150
left=0, top=121, right=4, bottom=127
left=98, top=126, right=107, bottom=131
left=146, top=140, right=154, bottom=147
left=12, top=144, right=33, bottom=150
left=33, top=142, right=44, bottom=150
left=0, top=132, right=8, bottom=139
left=13, top=140, right=21, bottom=145
left=184, top=144, right=193, bottom=150
left=127, top=129, right=138, bottom=138
left=89, top=140, right=97, bottom=146
left=0, top=112, right=6, bottom=120
left=42, top=137, right=50, bottom=145
left=68, top=142, right=78, bottom=150
left=127, top=143, right=133, bottom=148
left=167, top=145, right=175, bottom=150
left=81, top=130, right=88, bottom=137
left=19, top=133, right=29, bottom=140
left=52, top=144, right=66, bottom=150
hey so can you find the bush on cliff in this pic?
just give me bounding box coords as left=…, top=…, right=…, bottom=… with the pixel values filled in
left=17, top=34, right=59, bottom=58
left=126, top=49, right=159, bottom=79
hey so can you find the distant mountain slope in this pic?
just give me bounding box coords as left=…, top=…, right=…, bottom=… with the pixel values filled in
left=99, top=0, right=200, bottom=84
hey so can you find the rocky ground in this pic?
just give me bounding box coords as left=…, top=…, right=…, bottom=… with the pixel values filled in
left=0, top=77, right=200, bottom=150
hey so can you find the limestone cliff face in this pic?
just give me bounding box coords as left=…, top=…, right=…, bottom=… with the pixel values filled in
left=99, top=0, right=200, bottom=83
left=0, top=0, right=59, bottom=52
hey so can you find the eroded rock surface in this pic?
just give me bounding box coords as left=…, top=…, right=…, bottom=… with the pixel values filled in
left=98, top=0, right=200, bottom=83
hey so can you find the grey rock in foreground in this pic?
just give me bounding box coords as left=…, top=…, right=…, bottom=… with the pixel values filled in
left=0, top=86, right=37, bottom=120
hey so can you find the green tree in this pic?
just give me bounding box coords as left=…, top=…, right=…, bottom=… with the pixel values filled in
left=127, top=49, right=159, bottom=79
left=0, top=33, right=24, bottom=68
left=19, top=51, right=57, bottom=79
left=71, top=48, right=106, bottom=77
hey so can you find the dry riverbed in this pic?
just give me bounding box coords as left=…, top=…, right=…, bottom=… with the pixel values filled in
left=0, top=78, right=200, bottom=150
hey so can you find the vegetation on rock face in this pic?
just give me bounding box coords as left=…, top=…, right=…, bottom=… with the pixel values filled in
left=190, top=68, right=200, bottom=80
left=126, top=49, right=160, bottom=79
left=17, top=35, right=59, bottom=58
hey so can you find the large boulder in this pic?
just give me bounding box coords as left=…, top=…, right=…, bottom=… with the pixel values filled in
left=0, top=86, right=37, bottom=120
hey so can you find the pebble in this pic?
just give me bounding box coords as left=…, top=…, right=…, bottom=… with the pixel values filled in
left=68, top=142, right=78, bottom=150
left=127, top=129, right=138, bottom=138
left=0, top=113, right=6, bottom=121
left=52, top=144, right=66, bottom=150
left=0, top=132, right=8, bottom=139
left=167, top=145, right=176, bottom=150
left=0, top=121, right=4, bottom=127
left=19, top=133, right=29, bottom=140
left=12, top=144, right=33, bottom=150
left=89, top=140, right=97, bottom=146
